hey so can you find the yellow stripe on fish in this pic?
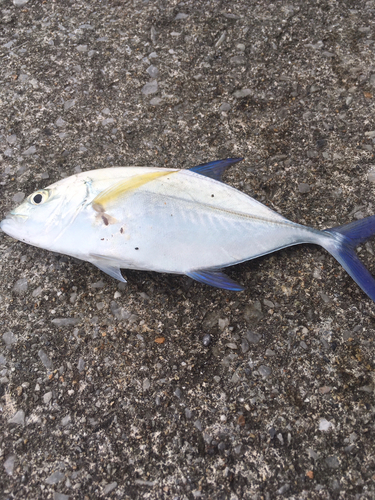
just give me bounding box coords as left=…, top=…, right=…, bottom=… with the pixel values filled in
left=92, top=170, right=175, bottom=211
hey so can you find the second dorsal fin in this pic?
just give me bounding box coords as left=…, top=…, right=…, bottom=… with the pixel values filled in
left=189, top=158, right=243, bottom=182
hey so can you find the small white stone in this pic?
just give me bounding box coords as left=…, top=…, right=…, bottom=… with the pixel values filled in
left=319, top=418, right=333, bottom=431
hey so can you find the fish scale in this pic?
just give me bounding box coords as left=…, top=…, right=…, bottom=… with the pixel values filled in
left=1, top=158, right=375, bottom=301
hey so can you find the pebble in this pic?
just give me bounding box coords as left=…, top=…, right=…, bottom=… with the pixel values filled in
left=230, top=56, right=246, bottom=65
left=64, top=99, right=76, bottom=111
left=110, top=301, right=131, bottom=321
left=22, top=145, right=37, bottom=156
left=263, top=299, right=274, bottom=308
left=175, top=13, right=189, bottom=19
left=265, top=349, right=275, bottom=356
left=3, top=455, right=16, bottom=476
left=218, top=318, right=229, bottom=330
left=307, top=150, right=318, bottom=158
left=12, top=192, right=25, bottom=203
left=219, top=102, right=231, bottom=112
left=77, top=358, right=85, bottom=372
left=319, top=418, right=333, bottom=431
left=174, top=387, right=182, bottom=398
left=43, top=391, right=52, bottom=404
left=146, top=65, right=159, bottom=78
left=258, top=365, right=272, bottom=378
left=233, top=88, right=252, bottom=98
left=53, top=493, right=70, bottom=500
left=55, top=117, right=66, bottom=127
left=194, top=419, right=202, bottom=431
left=6, top=134, right=17, bottom=145
left=3, top=331, right=16, bottom=346
left=142, top=81, right=158, bottom=95
left=226, top=343, right=237, bottom=350
left=185, top=408, right=192, bottom=419
left=61, top=415, right=71, bottom=426
left=8, top=409, right=25, bottom=426
left=202, top=334, right=212, bottom=346
left=325, top=456, right=340, bottom=469
left=32, top=286, right=43, bottom=297
left=277, top=484, right=290, bottom=495
left=241, top=339, right=249, bottom=353
left=0, top=354, right=6, bottom=366
left=45, top=471, right=65, bottom=485
left=143, top=378, right=150, bottom=391
left=318, top=291, right=331, bottom=303
left=307, top=448, right=319, bottom=461
left=38, top=349, right=53, bottom=370
left=76, top=44, right=88, bottom=52
left=244, top=302, right=263, bottom=323
left=103, top=482, right=117, bottom=495
left=13, top=0, right=29, bottom=5
left=246, top=331, right=261, bottom=343
left=150, top=97, right=162, bottom=105
left=12, top=278, right=28, bottom=294
left=298, top=183, right=311, bottom=194
left=51, top=318, right=80, bottom=327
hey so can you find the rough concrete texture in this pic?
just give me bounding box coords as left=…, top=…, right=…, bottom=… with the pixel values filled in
left=1, top=0, right=375, bottom=499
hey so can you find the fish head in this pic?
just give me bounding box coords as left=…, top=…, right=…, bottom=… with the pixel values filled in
left=0, top=174, right=89, bottom=251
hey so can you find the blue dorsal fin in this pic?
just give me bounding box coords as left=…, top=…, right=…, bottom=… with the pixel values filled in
left=186, top=269, right=245, bottom=291
left=189, top=158, right=244, bottom=182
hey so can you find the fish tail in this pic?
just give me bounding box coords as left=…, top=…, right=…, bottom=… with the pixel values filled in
left=323, top=215, right=375, bottom=301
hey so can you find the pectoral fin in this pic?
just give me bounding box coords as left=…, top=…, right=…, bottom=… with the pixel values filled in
left=186, top=269, right=245, bottom=291
left=89, top=254, right=127, bottom=282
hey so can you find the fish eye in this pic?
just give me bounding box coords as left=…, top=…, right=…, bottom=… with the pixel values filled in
left=29, top=190, right=49, bottom=205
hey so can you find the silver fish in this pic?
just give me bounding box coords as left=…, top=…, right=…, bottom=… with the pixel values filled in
left=1, top=158, right=375, bottom=300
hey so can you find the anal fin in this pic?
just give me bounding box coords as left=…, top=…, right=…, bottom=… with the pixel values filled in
left=186, top=269, right=244, bottom=291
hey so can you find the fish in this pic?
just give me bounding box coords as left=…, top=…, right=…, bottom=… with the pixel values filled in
left=1, top=158, right=375, bottom=301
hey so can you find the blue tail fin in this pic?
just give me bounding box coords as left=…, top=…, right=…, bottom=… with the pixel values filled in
left=324, top=216, right=375, bottom=301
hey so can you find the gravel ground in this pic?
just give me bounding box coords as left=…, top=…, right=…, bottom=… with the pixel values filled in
left=1, top=0, right=375, bottom=499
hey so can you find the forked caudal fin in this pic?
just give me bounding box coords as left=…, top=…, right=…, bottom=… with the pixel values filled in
left=323, top=215, right=375, bottom=301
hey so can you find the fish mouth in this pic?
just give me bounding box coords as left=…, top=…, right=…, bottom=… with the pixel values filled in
left=3, top=211, right=28, bottom=221
left=0, top=213, right=27, bottom=233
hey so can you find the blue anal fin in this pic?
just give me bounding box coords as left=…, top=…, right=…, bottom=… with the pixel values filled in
left=189, top=158, right=243, bottom=182
left=186, top=269, right=245, bottom=291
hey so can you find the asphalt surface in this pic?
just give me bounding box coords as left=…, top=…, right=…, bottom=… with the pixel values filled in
left=1, top=0, right=375, bottom=499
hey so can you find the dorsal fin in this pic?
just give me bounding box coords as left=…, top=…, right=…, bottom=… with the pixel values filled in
left=91, top=170, right=174, bottom=211
left=189, top=158, right=243, bottom=182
